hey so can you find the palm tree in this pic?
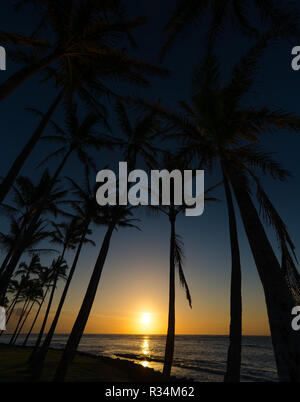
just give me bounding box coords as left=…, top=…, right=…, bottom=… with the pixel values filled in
left=0, top=0, right=169, bottom=205
left=0, top=102, right=113, bottom=301
left=0, top=0, right=169, bottom=102
left=134, top=40, right=300, bottom=380
left=22, top=266, right=53, bottom=347
left=36, top=101, right=115, bottom=178
left=151, top=154, right=219, bottom=377
left=0, top=174, right=60, bottom=276
left=4, top=254, right=44, bottom=324
left=0, top=217, right=55, bottom=292
left=115, top=100, right=163, bottom=171
left=162, top=209, right=192, bottom=378
left=30, top=176, right=99, bottom=375
left=11, top=280, right=43, bottom=345
left=8, top=281, right=33, bottom=345
left=28, top=258, right=68, bottom=362
left=160, top=0, right=300, bottom=59
left=52, top=103, right=173, bottom=381
left=53, top=206, right=139, bottom=382
left=0, top=171, right=66, bottom=301
left=29, top=218, right=81, bottom=361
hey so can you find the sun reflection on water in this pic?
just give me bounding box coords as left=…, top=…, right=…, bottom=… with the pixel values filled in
left=141, top=337, right=150, bottom=359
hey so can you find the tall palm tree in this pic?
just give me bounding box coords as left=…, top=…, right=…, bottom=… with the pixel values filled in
left=0, top=0, right=169, bottom=205
left=8, top=280, right=34, bottom=345
left=31, top=176, right=99, bottom=375
left=52, top=104, right=173, bottom=381
left=152, top=154, right=219, bottom=377
left=160, top=0, right=300, bottom=59
left=53, top=206, right=139, bottom=382
left=134, top=40, right=300, bottom=381
left=162, top=207, right=192, bottom=378
left=11, top=280, right=43, bottom=345
left=5, top=254, right=44, bottom=322
left=29, top=218, right=81, bottom=361
left=22, top=266, right=53, bottom=347
left=28, top=258, right=68, bottom=361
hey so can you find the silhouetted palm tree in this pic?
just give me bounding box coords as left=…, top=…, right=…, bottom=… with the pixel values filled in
left=54, top=206, right=139, bottom=382
left=163, top=210, right=192, bottom=378
left=0, top=0, right=169, bottom=102
left=22, top=266, right=53, bottom=347
left=151, top=154, right=219, bottom=377
left=28, top=258, right=68, bottom=363
left=4, top=254, right=44, bottom=324
left=31, top=176, right=99, bottom=375
left=0, top=0, right=169, bottom=204
left=29, top=219, right=81, bottom=362
left=134, top=39, right=300, bottom=381
left=0, top=171, right=66, bottom=300
left=160, top=0, right=300, bottom=59
left=11, top=280, right=43, bottom=345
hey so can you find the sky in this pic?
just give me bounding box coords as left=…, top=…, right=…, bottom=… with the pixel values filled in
left=1, top=1, right=300, bottom=336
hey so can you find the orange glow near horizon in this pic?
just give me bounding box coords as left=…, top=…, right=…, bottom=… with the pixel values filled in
left=10, top=252, right=272, bottom=337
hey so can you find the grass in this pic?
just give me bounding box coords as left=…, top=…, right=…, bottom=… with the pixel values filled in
left=0, top=343, right=170, bottom=382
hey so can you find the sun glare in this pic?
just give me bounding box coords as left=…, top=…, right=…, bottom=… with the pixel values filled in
left=141, top=312, right=151, bottom=326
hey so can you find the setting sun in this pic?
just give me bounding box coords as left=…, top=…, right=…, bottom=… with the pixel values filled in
left=141, top=313, right=151, bottom=326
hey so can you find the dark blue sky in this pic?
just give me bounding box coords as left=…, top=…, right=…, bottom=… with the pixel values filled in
left=1, top=1, right=300, bottom=334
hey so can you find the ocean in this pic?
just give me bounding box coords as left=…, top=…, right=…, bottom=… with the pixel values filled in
left=0, top=334, right=277, bottom=382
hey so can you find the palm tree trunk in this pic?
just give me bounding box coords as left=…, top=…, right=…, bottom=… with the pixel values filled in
left=229, top=169, right=300, bottom=381
left=23, top=286, right=49, bottom=347
left=0, top=246, right=14, bottom=274
left=163, top=212, right=176, bottom=378
left=0, top=89, right=64, bottom=205
left=5, top=293, right=19, bottom=320
left=222, top=165, right=242, bottom=382
left=0, top=52, right=63, bottom=103
left=0, top=148, right=73, bottom=301
left=28, top=274, right=59, bottom=364
left=13, top=299, right=35, bottom=345
left=29, top=252, right=66, bottom=363
left=33, top=223, right=90, bottom=373
left=9, top=297, right=30, bottom=345
left=54, top=222, right=115, bottom=382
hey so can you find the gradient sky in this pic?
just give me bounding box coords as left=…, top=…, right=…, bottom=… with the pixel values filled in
left=1, top=1, right=300, bottom=335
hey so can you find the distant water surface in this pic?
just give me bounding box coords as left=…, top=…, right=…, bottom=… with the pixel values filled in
left=1, top=334, right=277, bottom=382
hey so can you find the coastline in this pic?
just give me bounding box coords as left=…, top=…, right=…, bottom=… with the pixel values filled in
left=0, top=343, right=190, bottom=382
